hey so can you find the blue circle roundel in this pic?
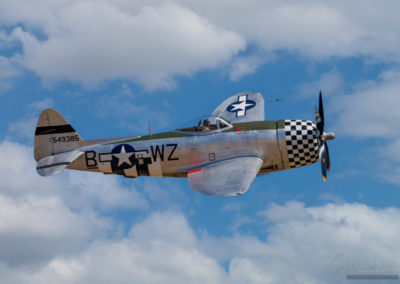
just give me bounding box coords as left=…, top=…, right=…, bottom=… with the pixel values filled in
left=111, top=144, right=136, bottom=170
left=226, top=95, right=256, bottom=117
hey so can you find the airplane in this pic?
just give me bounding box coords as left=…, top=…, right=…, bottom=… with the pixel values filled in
left=34, top=92, right=335, bottom=197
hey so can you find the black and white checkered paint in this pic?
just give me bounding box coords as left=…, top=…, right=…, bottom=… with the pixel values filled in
left=284, top=120, right=319, bottom=168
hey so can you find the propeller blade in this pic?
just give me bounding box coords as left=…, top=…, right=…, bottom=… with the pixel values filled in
left=325, top=142, right=331, bottom=171
left=320, top=142, right=328, bottom=181
left=315, top=106, right=321, bottom=130
left=316, top=91, right=324, bottom=134
left=315, top=92, right=333, bottom=181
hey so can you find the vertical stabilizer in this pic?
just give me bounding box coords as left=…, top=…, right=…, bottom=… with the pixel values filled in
left=211, top=92, right=265, bottom=123
left=34, top=109, right=84, bottom=161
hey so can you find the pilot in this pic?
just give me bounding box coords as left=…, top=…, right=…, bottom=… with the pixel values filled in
left=198, top=119, right=211, bottom=131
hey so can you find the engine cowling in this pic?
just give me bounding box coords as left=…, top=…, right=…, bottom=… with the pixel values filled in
left=282, top=120, right=319, bottom=169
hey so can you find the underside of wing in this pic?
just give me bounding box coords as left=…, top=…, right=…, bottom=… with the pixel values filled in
left=36, top=150, right=83, bottom=176
left=187, top=156, right=263, bottom=197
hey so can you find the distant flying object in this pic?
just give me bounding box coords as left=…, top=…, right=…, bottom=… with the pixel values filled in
left=34, top=92, right=335, bottom=197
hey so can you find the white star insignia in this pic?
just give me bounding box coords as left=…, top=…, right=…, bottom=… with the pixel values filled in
left=113, top=145, right=133, bottom=167
left=230, top=100, right=253, bottom=112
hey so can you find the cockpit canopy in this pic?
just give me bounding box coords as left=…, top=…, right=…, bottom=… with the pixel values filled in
left=176, top=115, right=232, bottom=134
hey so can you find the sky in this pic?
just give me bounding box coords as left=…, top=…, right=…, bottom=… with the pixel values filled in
left=1, top=1, right=400, bottom=283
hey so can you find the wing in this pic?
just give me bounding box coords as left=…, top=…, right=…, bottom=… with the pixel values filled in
left=187, top=156, right=263, bottom=197
left=36, top=150, right=83, bottom=176
left=212, top=92, right=264, bottom=123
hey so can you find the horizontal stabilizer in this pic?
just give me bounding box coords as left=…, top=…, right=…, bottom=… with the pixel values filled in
left=36, top=150, right=83, bottom=176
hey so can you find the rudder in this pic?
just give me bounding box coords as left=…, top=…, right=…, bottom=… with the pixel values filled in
left=34, top=109, right=83, bottom=161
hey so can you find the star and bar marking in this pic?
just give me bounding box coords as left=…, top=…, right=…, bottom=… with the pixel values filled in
left=226, top=95, right=256, bottom=117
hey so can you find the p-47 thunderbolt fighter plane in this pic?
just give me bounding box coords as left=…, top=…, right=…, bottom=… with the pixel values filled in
left=34, top=92, right=335, bottom=197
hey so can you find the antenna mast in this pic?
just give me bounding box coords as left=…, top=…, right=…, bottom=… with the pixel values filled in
left=148, top=121, right=152, bottom=136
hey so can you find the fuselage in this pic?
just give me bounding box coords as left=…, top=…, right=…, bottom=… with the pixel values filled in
left=68, top=119, right=320, bottom=178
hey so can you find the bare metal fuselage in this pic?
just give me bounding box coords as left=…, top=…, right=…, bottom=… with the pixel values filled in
left=67, top=120, right=317, bottom=178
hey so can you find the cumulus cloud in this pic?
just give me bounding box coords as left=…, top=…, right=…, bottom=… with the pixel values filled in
left=378, top=138, right=400, bottom=184
left=0, top=140, right=148, bottom=210
left=299, top=69, right=344, bottom=97
left=29, top=98, right=54, bottom=111
left=6, top=1, right=245, bottom=90
left=0, top=141, right=118, bottom=267
left=229, top=54, right=273, bottom=81
left=0, top=202, right=400, bottom=283
left=7, top=98, right=54, bottom=141
left=0, top=139, right=400, bottom=282
left=0, top=194, right=109, bottom=267
left=1, top=1, right=400, bottom=88
left=0, top=56, right=19, bottom=80
left=0, top=139, right=151, bottom=268
left=7, top=116, right=37, bottom=141
left=185, top=0, right=400, bottom=61
left=0, top=139, right=148, bottom=267
left=330, top=69, right=400, bottom=183
left=66, top=171, right=149, bottom=210
left=0, top=56, right=20, bottom=92
left=208, top=201, right=400, bottom=283
left=0, top=212, right=228, bottom=284
left=333, top=70, right=400, bottom=138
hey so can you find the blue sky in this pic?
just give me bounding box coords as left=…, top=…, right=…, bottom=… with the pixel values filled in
left=1, top=1, right=400, bottom=283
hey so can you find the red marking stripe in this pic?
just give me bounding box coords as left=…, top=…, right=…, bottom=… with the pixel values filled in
left=188, top=168, right=202, bottom=174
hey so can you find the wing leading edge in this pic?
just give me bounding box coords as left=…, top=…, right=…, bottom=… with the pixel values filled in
left=187, top=156, right=263, bottom=197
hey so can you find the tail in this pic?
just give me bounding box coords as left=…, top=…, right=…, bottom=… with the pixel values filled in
left=34, top=109, right=84, bottom=162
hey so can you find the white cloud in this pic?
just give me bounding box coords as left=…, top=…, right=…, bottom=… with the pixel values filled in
left=140, top=179, right=187, bottom=210
left=333, top=70, right=400, bottom=138
left=378, top=138, right=400, bottom=184
left=229, top=54, right=273, bottom=81
left=0, top=56, right=20, bottom=92
left=0, top=140, right=148, bottom=210
left=213, top=201, right=400, bottom=283
left=29, top=98, right=54, bottom=111
left=299, top=69, right=344, bottom=97
left=228, top=215, right=254, bottom=232
left=185, top=1, right=400, bottom=62
left=1, top=202, right=400, bottom=283
left=0, top=212, right=229, bottom=284
left=66, top=171, right=149, bottom=210
left=8, top=98, right=54, bottom=141
left=1, top=1, right=400, bottom=88
left=0, top=140, right=56, bottom=196
left=258, top=200, right=311, bottom=222
left=0, top=141, right=399, bottom=283
left=7, top=1, right=245, bottom=90
left=0, top=141, right=148, bottom=210
left=8, top=116, right=37, bottom=141
left=331, top=69, right=400, bottom=183
left=0, top=139, right=148, bottom=267
left=0, top=0, right=71, bottom=28
left=0, top=56, right=19, bottom=80
left=0, top=195, right=110, bottom=267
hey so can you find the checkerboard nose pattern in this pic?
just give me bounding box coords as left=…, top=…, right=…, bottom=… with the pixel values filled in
left=284, top=120, right=319, bottom=168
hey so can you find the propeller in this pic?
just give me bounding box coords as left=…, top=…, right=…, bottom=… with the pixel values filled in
left=314, top=91, right=335, bottom=181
